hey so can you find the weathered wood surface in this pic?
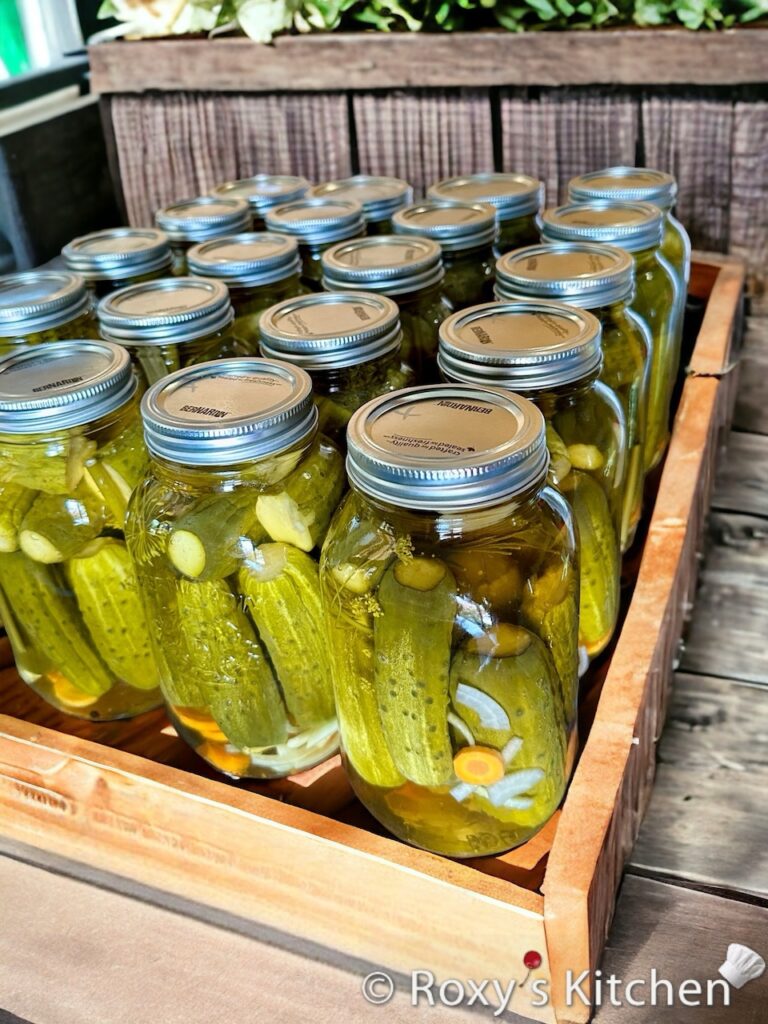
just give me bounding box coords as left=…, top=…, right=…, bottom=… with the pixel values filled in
left=680, top=511, right=768, bottom=686
left=730, top=103, right=768, bottom=284
left=595, top=876, right=768, bottom=1022
left=733, top=316, right=768, bottom=436
left=629, top=672, right=768, bottom=897
left=88, top=31, right=768, bottom=93
left=712, top=430, right=768, bottom=518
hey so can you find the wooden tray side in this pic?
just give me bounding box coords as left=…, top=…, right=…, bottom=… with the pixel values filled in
left=543, top=259, right=744, bottom=1024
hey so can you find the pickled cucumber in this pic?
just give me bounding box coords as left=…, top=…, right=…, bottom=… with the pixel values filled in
left=168, top=490, right=262, bottom=580
left=561, top=470, right=619, bottom=658
left=69, top=540, right=159, bottom=691
left=238, top=543, right=334, bottom=728
left=0, top=483, right=37, bottom=552
left=19, top=486, right=107, bottom=563
left=176, top=577, right=287, bottom=749
left=373, top=557, right=456, bottom=786
left=84, top=417, right=147, bottom=525
left=256, top=439, right=345, bottom=552
left=0, top=433, right=96, bottom=495
left=521, top=563, right=579, bottom=722
left=0, top=550, right=112, bottom=697
left=546, top=424, right=572, bottom=486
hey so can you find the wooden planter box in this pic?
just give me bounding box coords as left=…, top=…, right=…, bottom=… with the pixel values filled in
left=0, top=253, right=744, bottom=1023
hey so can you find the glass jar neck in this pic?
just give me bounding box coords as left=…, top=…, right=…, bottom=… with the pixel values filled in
left=443, top=243, right=494, bottom=264
left=229, top=273, right=303, bottom=302
left=149, top=434, right=315, bottom=491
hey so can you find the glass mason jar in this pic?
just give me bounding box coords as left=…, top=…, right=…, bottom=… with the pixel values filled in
left=0, top=340, right=162, bottom=720
left=210, top=174, right=310, bottom=231
left=320, top=384, right=578, bottom=857
left=495, top=242, right=650, bottom=551
left=427, top=172, right=543, bottom=258
left=321, top=234, right=453, bottom=384
left=265, top=198, right=366, bottom=290
left=0, top=271, right=99, bottom=356
left=126, top=358, right=345, bottom=779
left=439, top=301, right=626, bottom=663
left=187, top=232, right=311, bottom=352
left=311, top=175, right=413, bottom=235
left=155, top=196, right=251, bottom=274
left=62, top=227, right=173, bottom=299
left=259, top=291, right=414, bottom=447
left=392, top=200, right=497, bottom=309
left=97, top=277, right=241, bottom=388
left=540, top=201, right=678, bottom=472
left=568, top=167, right=691, bottom=310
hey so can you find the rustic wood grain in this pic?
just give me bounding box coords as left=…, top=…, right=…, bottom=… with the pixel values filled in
left=629, top=672, right=768, bottom=898
left=681, top=511, right=768, bottom=687
left=733, top=316, right=768, bottom=436
left=352, top=90, right=494, bottom=196
left=594, top=876, right=768, bottom=1022
left=730, top=102, right=768, bottom=283
left=109, top=92, right=352, bottom=226
left=88, top=32, right=768, bottom=93
left=499, top=90, right=638, bottom=206
left=641, top=97, right=735, bottom=254
left=712, top=431, right=768, bottom=518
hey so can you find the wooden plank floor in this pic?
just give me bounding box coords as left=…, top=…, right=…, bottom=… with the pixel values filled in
left=1, top=307, right=767, bottom=1023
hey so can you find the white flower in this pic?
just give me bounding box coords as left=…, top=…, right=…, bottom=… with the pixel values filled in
left=99, top=1, right=221, bottom=37
left=236, top=0, right=295, bottom=42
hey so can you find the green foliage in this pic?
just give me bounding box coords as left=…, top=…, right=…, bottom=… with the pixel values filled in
left=98, top=0, right=766, bottom=39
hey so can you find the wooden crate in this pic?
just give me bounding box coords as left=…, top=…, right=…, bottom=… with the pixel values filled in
left=0, top=253, right=745, bottom=1024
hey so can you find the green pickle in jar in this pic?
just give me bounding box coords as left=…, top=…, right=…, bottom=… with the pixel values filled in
left=495, top=242, right=650, bottom=550
left=187, top=232, right=311, bottom=351
left=439, top=301, right=626, bottom=662
left=0, top=271, right=99, bottom=356
left=320, top=384, right=578, bottom=857
left=427, top=172, right=543, bottom=258
left=0, top=340, right=162, bottom=719
left=126, top=358, right=345, bottom=779
left=540, top=201, right=678, bottom=472
left=259, top=291, right=414, bottom=447
left=265, top=198, right=366, bottom=290
left=97, top=277, right=243, bottom=388
left=311, top=175, right=413, bottom=235
left=210, top=174, right=310, bottom=231
left=321, top=235, right=453, bottom=383
left=155, top=196, right=251, bottom=274
left=62, top=228, right=173, bottom=299
left=392, top=200, right=497, bottom=309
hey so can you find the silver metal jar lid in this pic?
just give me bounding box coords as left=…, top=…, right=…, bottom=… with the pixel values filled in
left=141, top=357, right=317, bottom=466
left=98, top=277, right=234, bottom=346
left=210, top=175, right=310, bottom=216
left=187, top=233, right=301, bottom=288
left=155, top=196, right=251, bottom=243
left=321, top=235, right=444, bottom=296
left=0, top=339, right=136, bottom=433
left=259, top=291, right=402, bottom=371
left=346, top=384, right=548, bottom=511
left=568, top=167, right=677, bottom=211
left=62, top=228, right=173, bottom=282
left=427, top=173, right=543, bottom=221
left=0, top=271, right=90, bottom=335
left=495, top=242, right=635, bottom=309
left=539, top=201, right=664, bottom=254
left=392, top=201, right=497, bottom=253
left=265, top=198, right=365, bottom=246
left=438, top=300, right=602, bottom=391
left=311, top=176, right=413, bottom=223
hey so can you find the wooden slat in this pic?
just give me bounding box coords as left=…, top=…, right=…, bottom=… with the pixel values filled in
left=641, top=97, right=734, bottom=255
left=712, top=431, right=768, bottom=518
left=499, top=90, right=638, bottom=206
left=733, top=316, right=768, bottom=436
left=681, top=511, right=768, bottom=686
left=594, top=876, right=768, bottom=1023
left=351, top=90, right=494, bottom=197
left=109, top=92, right=352, bottom=226
left=88, top=32, right=768, bottom=93
left=629, top=673, right=768, bottom=898
left=730, top=101, right=768, bottom=284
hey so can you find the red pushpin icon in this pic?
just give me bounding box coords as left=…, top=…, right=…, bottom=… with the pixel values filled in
left=521, top=950, right=543, bottom=987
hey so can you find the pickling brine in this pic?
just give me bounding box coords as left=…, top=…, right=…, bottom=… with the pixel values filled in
left=0, top=340, right=162, bottom=720
left=126, top=358, right=345, bottom=779
left=321, top=385, right=578, bottom=857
